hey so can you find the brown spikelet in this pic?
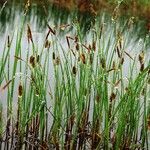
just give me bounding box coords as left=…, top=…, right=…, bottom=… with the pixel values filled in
left=74, top=36, right=78, bottom=43
left=147, top=115, right=150, bottom=130
left=76, top=43, right=79, bottom=51
left=18, top=83, right=23, bottom=97
left=36, top=55, right=40, bottom=63
left=72, top=66, right=77, bottom=75
left=89, top=3, right=97, bottom=16
left=101, top=58, right=106, bottom=69
left=45, top=40, right=51, bottom=48
left=110, top=92, right=116, bottom=102
left=80, top=53, right=86, bottom=64
left=112, top=61, right=116, bottom=69
left=29, top=55, right=35, bottom=68
left=55, top=57, right=60, bottom=65
left=92, top=41, right=96, bottom=51
left=120, top=57, right=124, bottom=65
left=140, top=63, right=144, bottom=72
left=88, top=44, right=92, bottom=52
left=139, top=51, right=144, bottom=65
left=27, top=24, right=33, bottom=43
left=52, top=52, right=55, bottom=60
left=119, top=39, right=123, bottom=50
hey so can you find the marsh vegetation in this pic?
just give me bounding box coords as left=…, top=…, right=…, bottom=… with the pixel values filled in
left=0, top=0, right=150, bottom=149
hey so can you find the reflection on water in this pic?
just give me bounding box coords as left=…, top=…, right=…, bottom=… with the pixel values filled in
left=0, top=0, right=150, bottom=100
left=0, top=1, right=150, bottom=102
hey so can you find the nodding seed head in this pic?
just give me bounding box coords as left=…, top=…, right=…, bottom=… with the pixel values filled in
left=80, top=53, right=86, bottom=64
left=45, top=40, right=51, bottom=48
left=18, top=83, right=23, bottom=97
left=29, top=55, right=35, bottom=68
left=72, top=66, right=77, bottom=75
left=27, top=24, right=33, bottom=43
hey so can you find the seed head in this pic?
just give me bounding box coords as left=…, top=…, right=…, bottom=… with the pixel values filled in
left=80, top=53, right=86, bottom=64
left=101, top=58, right=106, bottom=69
left=27, top=24, right=33, bottom=43
left=29, top=55, right=35, bottom=68
left=75, top=43, right=79, bottom=51
left=110, top=92, right=116, bottom=102
left=139, top=51, right=144, bottom=65
left=52, top=52, right=55, bottom=60
left=74, top=36, right=78, bottom=43
left=92, top=41, right=96, bottom=51
left=18, top=83, right=23, bottom=97
left=140, top=63, right=144, bottom=72
left=72, top=66, right=77, bottom=75
left=45, top=40, right=51, bottom=48
left=55, top=57, right=60, bottom=65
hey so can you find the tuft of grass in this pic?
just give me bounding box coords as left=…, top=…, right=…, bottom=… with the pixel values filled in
left=0, top=2, right=150, bottom=149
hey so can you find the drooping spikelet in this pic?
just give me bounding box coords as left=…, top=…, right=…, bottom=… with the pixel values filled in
left=27, top=24, right=33, bottom=43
